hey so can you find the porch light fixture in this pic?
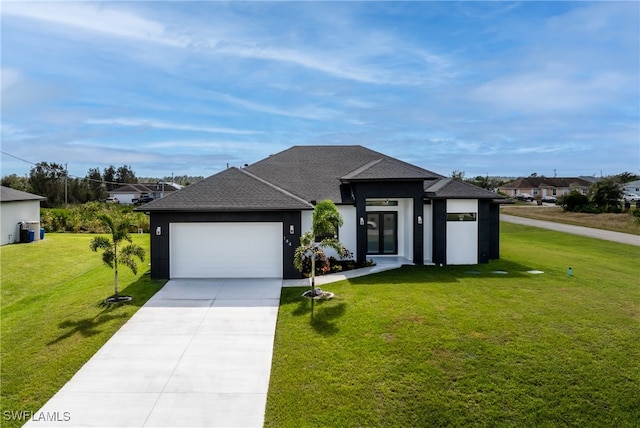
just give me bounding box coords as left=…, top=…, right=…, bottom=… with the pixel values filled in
left=289, top=225, right=295, bottom=235
left=417, top=216, right=422, bottom=225
left=155, top=226, right=162, bottom=236
left=359, top=217, right=365, bottom=226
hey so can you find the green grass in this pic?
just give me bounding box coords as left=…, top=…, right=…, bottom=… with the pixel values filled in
left=265, top=223, right=640, bottom=427
left=0, top=233, right=164, bottom=428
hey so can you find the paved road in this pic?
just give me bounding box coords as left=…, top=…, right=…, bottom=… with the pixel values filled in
left=501, top=214, right=640, bottom=247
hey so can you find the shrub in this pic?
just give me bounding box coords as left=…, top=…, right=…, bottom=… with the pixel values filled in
left=41, top=203, right=150, bottom=233
left=558, top=191, right=591, bottom=213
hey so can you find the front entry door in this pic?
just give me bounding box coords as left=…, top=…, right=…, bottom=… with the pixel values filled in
left=367, top=212, right=398, bottom=254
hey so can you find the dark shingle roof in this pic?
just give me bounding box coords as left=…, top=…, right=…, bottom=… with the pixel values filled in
left=140, top=167, right=313, bottom=212
left=245, top=145, right=441, bottom=202
left=341, top=158, right=440, bottom=181
left=425, top=179, right=503, bottom=200
left=139, top=146, right=502, bottom=212
left=0, top=186, right=46, bottom=202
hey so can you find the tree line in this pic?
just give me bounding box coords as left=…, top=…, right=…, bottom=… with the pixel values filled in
left=2, top=163, right=204, bottom=208
left=2, top=163, right=138, bottom=207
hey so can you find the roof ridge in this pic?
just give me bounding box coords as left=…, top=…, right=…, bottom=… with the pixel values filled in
left=237, top=167, right=314, bottom=207
left=341, top=159, right=384, bottom=180
left=425, top=177, right=452, bottom=192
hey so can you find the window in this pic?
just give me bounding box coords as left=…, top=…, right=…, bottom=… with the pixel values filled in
left=366, top=200, right=398, bottom=206
left=366, top=212, right=398, bottom=254
left=446, top=212, right=477, bottom=222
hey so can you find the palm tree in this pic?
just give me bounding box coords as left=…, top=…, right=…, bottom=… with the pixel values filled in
left=294, top=200, right=351, bottom=296
left=90, top=214, right=145, bottom=302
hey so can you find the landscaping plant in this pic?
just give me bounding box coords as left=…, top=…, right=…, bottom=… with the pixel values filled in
left=294, top=200, right=351, bottom=296
left=90, top=214, right=146, bottom=302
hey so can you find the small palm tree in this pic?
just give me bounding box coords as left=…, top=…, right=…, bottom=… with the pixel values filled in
left=294, top=200, right=351, bottom=295
left=90, top=214, right=145, bottom=302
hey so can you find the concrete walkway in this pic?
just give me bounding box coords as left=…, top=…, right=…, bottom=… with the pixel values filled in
left=26, top=279, right=282, bottom=428
left=501, top=214, right=640, bottom=246
left=282, top=256, right=413, bottom=288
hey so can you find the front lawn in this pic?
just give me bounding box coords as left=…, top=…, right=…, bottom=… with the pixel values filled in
left=266, top=223, right=640, bottom=427
left=0, top=233, right=164, bottom=428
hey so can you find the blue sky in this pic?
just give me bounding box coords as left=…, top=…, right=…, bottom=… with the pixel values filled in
left=1, top=1, right=638, bottom=180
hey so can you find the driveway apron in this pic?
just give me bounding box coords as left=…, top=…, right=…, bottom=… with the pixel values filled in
left=25, top=279, right=282, bottom=428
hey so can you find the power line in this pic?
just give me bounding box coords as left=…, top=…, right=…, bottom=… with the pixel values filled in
left=0, top=150, right=37, bottom=166
left=0, top=150, right=129, bottom=186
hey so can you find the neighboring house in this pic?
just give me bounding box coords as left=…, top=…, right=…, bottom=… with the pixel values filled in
left=138, top=146, right=504, bottom=280
left=622, top=179, right=640, bottom=195
left=0, top=186, right=46, bottom=246
left=499, top=177, right=593, bottom=199
left=108, top=182, right=182, bottom=204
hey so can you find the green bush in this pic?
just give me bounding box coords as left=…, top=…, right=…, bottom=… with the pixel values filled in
left=41, top=203, right=149, bottom=233
left=558, top=191, right=592, bottom=213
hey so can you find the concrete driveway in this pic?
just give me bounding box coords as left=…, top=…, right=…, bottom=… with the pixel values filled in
left=25, top=279, right=282, bottom=428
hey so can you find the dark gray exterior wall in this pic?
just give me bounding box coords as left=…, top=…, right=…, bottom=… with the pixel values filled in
left=431, top=199, right=447, bottom=265
left=477, top=200, right=491, bottom=263
left=489, top=203, right=500, bottom=259
left=149, top=211, right=304, bottom=280
left=351, top=180, right=426, bottom=265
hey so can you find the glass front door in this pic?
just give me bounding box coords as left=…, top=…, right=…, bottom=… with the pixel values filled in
left=366, top=212, right=397, bottom=254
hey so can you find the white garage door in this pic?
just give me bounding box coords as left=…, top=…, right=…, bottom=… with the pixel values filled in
left=170, top=222, right=283, bottom=278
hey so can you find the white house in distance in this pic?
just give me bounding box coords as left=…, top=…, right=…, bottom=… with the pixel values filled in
left=108, top=182, right=182, bottom=205
left=623, top=179, right=640, bottom=195
left=0, top=186, right=46, bottom=246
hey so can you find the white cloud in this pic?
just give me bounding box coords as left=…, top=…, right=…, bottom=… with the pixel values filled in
left=211, top=92, right=342, bottom=121
left=470, top=70, right=629, bottom=113
left=1, top=2, right=189, bottom=47
left=85, top=118, right=261, bottom=135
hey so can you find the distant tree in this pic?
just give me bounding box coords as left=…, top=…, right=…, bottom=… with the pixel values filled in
left=90, top=214, right=145, bottom=303
left=615, top=172, right=639, bottom=183
left=103, top=165, right=117, bottom=191
left=466, top=175, right=505, bottom=191
left=29, top=162, right=66, bottom=207
left=589, top=177, right=623, bottom=212
left=451, top=170, right=465, bottom=181
left=529, top=172, right=538, bottom=178
left=1, top=174, right=29, bottom=192
left=115, top=165, right=137, bottom=185
left=86, top=167, right=107, bottom=201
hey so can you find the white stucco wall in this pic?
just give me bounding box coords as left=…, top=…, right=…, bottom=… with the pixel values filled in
left=423, top=203, right=433, bottom=263
left=303, top=206, right=358, bottom=260
left=446, top=199, right=478, bottom=265
left=1, top=201, right=41, bottom=245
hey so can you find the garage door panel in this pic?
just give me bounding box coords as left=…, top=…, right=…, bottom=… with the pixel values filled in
left=170, top=223, right=282, bottom=278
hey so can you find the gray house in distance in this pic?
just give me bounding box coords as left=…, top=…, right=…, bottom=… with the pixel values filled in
left=139, top=146, right=503, bottom=280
